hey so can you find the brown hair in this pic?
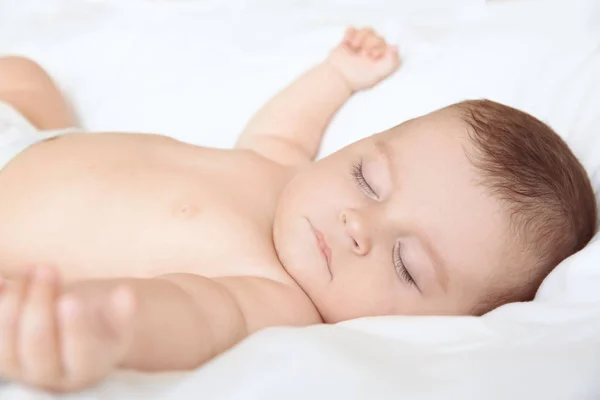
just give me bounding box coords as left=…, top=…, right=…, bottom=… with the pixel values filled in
left=454, top=99, right=597, bottom=314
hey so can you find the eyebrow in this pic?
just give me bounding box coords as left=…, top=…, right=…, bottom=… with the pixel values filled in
left=373, top=138, right=450, bottom=290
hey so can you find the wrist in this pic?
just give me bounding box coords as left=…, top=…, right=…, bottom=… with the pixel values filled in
left=320, top=60, right=356, bottom=96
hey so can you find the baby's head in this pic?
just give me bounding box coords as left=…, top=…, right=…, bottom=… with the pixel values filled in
left=273, top=100, right=597, bottom=322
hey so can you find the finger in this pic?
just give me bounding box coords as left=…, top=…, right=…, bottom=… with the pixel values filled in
left=368, top=42, right=387, bottom=59
left=57, top=296, right=99, bottom=389
left=19, top=266, right=62, bottom=384
left=343, top=26, right=357, bottom=47
left=351, top=27, right=374, bottom=49
left=363, top=36, right=384, bottom=53
left=58, top=286, right=135, bottom=389
left=388, top=44, right=401, bottom=65
left=369, top=47, right=385, bottom=59
left=58, top=295, right=104, bottom=388
left=0, top=272, right=30, bottom=379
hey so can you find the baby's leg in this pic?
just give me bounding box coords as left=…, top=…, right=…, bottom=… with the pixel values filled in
left=0, top=56, right=77, bottom=130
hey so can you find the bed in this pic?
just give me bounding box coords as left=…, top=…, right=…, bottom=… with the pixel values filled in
left=1, top=0, right=599, bottom=398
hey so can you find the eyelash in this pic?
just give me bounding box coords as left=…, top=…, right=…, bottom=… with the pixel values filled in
left=350, top=159, right=378, bottom=199
left=393, top=241, right=415, bottom=286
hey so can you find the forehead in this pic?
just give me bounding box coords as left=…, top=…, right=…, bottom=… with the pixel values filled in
left=379, top=110, right=510, bottom=295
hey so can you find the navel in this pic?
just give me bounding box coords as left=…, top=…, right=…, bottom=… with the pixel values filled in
left=172, top=202, right=200, bottom=220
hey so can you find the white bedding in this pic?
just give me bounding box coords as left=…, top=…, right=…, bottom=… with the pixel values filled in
left=1, top=0, right=600, bottom=398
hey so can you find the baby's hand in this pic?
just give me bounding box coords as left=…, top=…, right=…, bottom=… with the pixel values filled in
left=326, top=26, right=400, bottom=92
left=0, top=267, right=136, bottom=392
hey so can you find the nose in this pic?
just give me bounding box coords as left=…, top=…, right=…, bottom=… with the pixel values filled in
left=340, top=208, right=372, bottom=256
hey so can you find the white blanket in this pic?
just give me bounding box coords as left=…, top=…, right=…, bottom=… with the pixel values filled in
left=1, top=0, right=600, bottom=398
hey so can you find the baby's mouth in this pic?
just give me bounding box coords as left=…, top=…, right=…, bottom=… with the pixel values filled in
left=305, top=218, right=333, bottom=279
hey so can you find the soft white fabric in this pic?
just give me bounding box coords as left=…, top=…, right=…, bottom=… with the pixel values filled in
left=0, top=0, right=599, bottom=398
left=0, top=101, right=79, bottom=170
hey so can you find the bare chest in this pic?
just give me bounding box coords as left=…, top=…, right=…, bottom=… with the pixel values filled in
left=0, top=133, right=294, bottom=282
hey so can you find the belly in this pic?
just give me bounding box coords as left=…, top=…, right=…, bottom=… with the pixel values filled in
left=0, top=133, right=285, bottom=282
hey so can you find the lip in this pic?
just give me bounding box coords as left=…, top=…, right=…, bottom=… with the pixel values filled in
left=306, top=218, right=333, bottom=278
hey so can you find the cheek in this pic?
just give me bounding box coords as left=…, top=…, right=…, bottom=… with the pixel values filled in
left=286, top=166, right=352, bottom=211
left=319, top=282, right=399, bottom=322
left=317, top=261, right=404, bottom=321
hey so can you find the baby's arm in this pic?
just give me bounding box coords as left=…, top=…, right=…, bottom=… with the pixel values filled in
left=236, top=27, right=399, bottom=166
left=0, top=267, right=318, bottom=392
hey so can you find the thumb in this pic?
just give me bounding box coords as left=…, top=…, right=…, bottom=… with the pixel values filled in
left=387, top=45, right=400, bottom=64
left=378, top=45, right=400, bottom=74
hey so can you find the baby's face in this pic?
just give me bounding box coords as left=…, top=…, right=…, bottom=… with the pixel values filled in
left=273, top=108, right=512, bottom=322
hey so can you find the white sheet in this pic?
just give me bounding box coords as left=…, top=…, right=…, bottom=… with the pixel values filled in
left=1, top=0, right=600, bottom=398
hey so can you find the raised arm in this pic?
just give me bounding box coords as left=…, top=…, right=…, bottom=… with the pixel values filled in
left=0, top=267, right=319, bottom=392
left=236, top=26, right=400, bottom=166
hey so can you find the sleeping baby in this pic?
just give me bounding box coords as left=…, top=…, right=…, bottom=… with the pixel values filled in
left=0, top=27, right=596, bottom=392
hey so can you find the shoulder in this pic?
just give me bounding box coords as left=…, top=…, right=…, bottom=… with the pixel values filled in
left=232, top=147, right=305, bottom=186
left=236, top=135, right=314, bottom=169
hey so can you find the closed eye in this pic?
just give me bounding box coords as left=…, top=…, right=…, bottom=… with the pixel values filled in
left=393, top=241, right=417, bottom=289
left=350, top=159, right=378, bottom=199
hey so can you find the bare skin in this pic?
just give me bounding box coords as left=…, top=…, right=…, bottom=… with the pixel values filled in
left=0, top=26, right=515, bottom=392
left=0, top=28, right=406, bottom=391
